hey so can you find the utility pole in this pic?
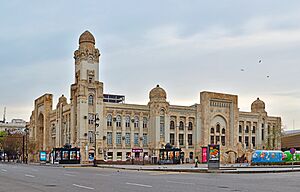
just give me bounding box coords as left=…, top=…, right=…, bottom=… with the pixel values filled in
left=94, top=114, right=99, bottom=166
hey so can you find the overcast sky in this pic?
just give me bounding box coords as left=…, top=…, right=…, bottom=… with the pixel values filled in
left=1, top=0, right=300, bottom=130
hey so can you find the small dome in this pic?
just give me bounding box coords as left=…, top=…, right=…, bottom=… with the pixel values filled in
left=79, top=30, right=95, bottom=44
left=149, top=85, right=167, bottom=101
left=251, top=97, right=265, bottom=112
left=57, top=94, right=67, bottom=108
left=58, top=94, right=67, bottom=104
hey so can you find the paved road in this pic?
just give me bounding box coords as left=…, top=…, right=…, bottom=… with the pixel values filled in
left=1, top=163, right=299, bottom=192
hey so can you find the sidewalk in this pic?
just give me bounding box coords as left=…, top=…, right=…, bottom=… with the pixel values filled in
left=4, top=161, right=300, bottom=174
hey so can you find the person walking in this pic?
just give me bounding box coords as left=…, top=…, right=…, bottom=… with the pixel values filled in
left=195, top=157, right=199, bottom=168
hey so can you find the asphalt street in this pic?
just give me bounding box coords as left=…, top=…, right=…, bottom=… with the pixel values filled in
left=0, top=163, right=300, bottom=192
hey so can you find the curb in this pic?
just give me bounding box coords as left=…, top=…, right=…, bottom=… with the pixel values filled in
left=94, top=165, right=300, bottom=174
left=96, top=165, right=209, bottom=173
left=210, top=169, right=300, bottom=174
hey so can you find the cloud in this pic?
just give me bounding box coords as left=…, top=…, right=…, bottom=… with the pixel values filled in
left=2, top=1, right=300, bottom=130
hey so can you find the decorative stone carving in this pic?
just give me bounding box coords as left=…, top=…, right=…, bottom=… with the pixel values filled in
left=74, top=48, right=100, bottom=64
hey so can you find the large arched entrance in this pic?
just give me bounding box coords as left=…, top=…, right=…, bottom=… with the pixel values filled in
left=225, top=150, right=237, bottom=164
left=209, top=115, right=227, bottom=146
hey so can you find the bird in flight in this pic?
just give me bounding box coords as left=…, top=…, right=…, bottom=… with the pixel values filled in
left=267, top=75, right=270, bottom=78
left=259, top=60, right=262, bottom=63
left=241, top=69, right=245, bottom=72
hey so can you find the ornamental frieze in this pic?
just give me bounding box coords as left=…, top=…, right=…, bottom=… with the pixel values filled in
left=74, top=48, right=100, bottom=64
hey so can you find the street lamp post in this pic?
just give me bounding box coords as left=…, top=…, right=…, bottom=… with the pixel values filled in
left=94, top=114, right=99, bottom=167
left=25, top=128, right=28, bottom=164
left=22, top=128, right=29, bottom=164
left=22, top=134, right=25, bottom=163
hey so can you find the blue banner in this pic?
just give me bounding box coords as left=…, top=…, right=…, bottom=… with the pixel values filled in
left=252, top=150, right=283, bottom=163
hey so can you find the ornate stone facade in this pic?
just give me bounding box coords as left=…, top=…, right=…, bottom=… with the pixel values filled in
left=28, top=31, right=281, bottom=163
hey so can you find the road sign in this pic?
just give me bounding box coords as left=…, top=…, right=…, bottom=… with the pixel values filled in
left=290, top=148, right=296, bottom=155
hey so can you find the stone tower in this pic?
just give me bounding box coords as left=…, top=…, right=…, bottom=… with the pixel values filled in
left=70, top=30, right=104, bottom=162
left=148, top=85, right=170, bottom=155
left=251, top=98, right=268, bottom=149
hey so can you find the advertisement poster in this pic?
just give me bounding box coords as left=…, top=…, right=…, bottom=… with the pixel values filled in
left=202, top=147, right=208, bottom=163
left=209, top=145, right=220, bottom=161
left=70, top=151, right=77, bottom=160
left=77, top=151, right=80, bottom=160
left=55, top=150, right=61, bottom=160
left=62, top=151, right=69, bottom=160
left=40, top=151, right=47, bottom=161
left=89, top=153, right=94, bottom=162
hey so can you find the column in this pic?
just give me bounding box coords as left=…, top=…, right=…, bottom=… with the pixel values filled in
left=176, top=116, right=180, bottom=148
left=121, top=114, right=126, bottom=149
left=112, top=113, right=116, bottom=149
left=185, top=118, right=189, bottom=149
left=139, top=113, right=143, bottom=148
left=130, top=114, right=134, bottom=149
left=250, top=121, right=253, bottom=149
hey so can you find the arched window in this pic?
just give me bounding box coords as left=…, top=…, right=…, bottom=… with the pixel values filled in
left=216, top=124, right=220, bottom=133
left=188, top=122, right=193, bottom=130
left=160, top=109, right=165, bottom=137
left=116, top=115, right=121, bottom=127
left=210, top=135, right=215, bottom=144
left=143, top=117, right=147, bottom=128
left=88, top=95, right=94, bottom=105
left=222, top=128, right=225, bottom=135
left=252, top=126, right=256, bottom=134
left=125, top=116, right=130, bottom=128
left=107, top=114, right=112, bottom=127
left=211, top=128, right=214, bottom=134
left=245, top=125, right=249, bottom=133
left=179, top=121, right=184, bottom=130
left=170, top=121, right=175, bottom=129
left=134, top=116, right=139, bottom=128
left=239, top=125, right=242, bottom=133
left=221, top=136, right=225, bottom=146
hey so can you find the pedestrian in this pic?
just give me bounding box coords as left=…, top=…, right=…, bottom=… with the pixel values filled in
left=195, top=157, right=198, bottom=168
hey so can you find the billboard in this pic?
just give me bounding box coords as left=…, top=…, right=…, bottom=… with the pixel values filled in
left=52, top=147, right=80, bottom=164
left=202, top=147, right=208, bottom=163
left=40, top=151, right=47, bottom=162
left=209, top=145, right=220, bottom=161
left=208, top=145, right=220, bottom=169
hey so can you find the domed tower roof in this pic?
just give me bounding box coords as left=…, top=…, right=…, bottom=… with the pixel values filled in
left=251, top=97, right=265, bottom=113
left=79, top=30, right=95, bottom=45
left=56, top=94, right=67, bottom=108
left=149, top=85, right=167, bottom=101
